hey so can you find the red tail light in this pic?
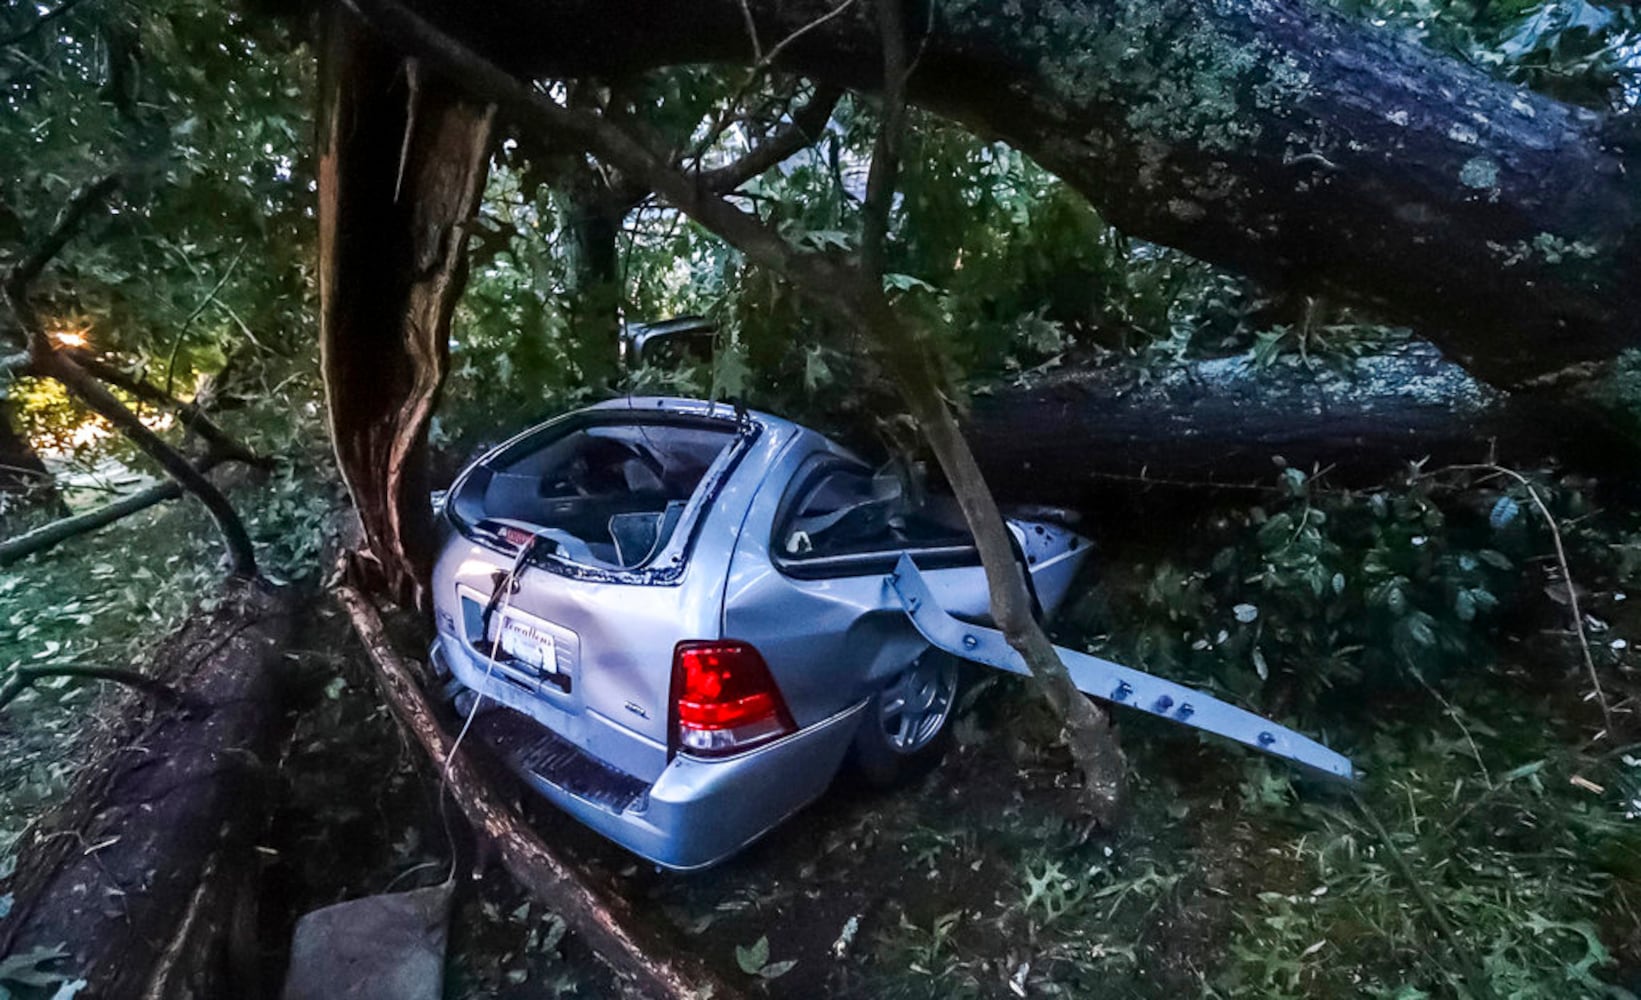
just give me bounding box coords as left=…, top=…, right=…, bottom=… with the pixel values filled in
left=671, top=641, right=795, bottom=756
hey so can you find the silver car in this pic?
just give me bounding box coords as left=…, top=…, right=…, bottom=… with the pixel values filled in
left=429, top=397, right=1094, bottom=870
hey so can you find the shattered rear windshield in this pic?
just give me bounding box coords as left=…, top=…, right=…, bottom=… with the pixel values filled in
left=454, top=419, right=740, bottom=573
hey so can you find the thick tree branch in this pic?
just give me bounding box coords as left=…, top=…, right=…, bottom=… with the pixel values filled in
left=697, top=84, right=842, bottom=193
left=0, top=587, right=296, bottom=997
left=394, top=0, right=1641, bottom=389
left=884, top=336, right=1125, bottom=815
left=28, top=351, right=258, bottom=577
left=964, top=342, right=1641, bottom=500
left=65, top=349, right=264, bottom=466
left=318, top=5, right=495, bottom=607
left=0, top=664, right=183, bottom=712
left=0, top=450, right=237, bottom=567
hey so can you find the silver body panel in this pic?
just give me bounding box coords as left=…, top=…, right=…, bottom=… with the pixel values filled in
left=431, top=397, right=1095, bottom=869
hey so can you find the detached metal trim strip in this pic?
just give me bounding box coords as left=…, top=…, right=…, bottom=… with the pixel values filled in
left=887, top=554, right=1354, bottom=781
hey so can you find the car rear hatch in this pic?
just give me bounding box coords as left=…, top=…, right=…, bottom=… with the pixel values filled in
left=438, top=404, right=760, bottom=782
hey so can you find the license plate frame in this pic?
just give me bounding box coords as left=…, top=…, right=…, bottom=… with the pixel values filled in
left=497, top=615, right=563, bottom=684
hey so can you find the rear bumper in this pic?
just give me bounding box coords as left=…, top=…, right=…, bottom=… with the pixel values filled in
left=432, top=641, right=866, bottom=871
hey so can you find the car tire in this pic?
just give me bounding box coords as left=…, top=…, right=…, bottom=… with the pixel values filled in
left=850, top=650, right=962, bottom=788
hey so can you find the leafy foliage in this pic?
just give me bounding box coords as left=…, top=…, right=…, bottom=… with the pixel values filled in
left=1335, top=0, right=1640, bottom=107
left=1, top=0, right=315, bottom=475
left=1092, top=468, right=1523, bottom=718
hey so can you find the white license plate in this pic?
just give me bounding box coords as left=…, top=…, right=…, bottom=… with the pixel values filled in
left=498, top=616, right=560, bottom=676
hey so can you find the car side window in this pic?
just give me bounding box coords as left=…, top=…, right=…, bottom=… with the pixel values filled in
left=776, top=462, right=971, bottom=563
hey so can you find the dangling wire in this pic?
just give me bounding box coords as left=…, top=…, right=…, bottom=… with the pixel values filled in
left=433, top=531, right=543, bottom=885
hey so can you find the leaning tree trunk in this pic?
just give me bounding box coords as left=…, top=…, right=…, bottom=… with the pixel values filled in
left=317, top=4, right=495, bottom=609
left=0, top=585, right=299, bottom=1000
left=398, top=0, right=1641, bottom=390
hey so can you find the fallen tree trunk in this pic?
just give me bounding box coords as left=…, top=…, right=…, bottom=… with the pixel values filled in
left=0, top=584, right=299, bottom=1000
left=399, top=0, right=1641, bottom=389
left=964, top=343, right=1640, bottom=505
left=0, top=452, right=236, bottom=566
left=335, top=581, right=741, bottom=1000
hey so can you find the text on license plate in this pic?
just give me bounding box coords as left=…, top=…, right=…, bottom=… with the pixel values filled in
left=498, top=617, right=559, bottom=674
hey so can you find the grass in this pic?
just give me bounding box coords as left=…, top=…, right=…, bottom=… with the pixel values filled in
left=1208, top=694, right=1640, bottom=999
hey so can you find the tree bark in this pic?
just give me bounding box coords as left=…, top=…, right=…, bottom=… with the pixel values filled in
left=396, top=0, right=1641, bottom=389
left=556, top=161, right=625, bottom=390
left=0, top=585, right=299, bottom=1000
left=317, top=4, right=495, bottom=610
left=963, top=342, right=1641, bottom=504
left=885, top=325, right=1127, bottom=820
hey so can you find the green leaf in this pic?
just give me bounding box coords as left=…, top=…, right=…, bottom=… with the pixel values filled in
left=540, top=914, right=567, bottom=952
left=1499, top=760, right=1547, bottom=783
left=1454, top=589, right=1477, bottom=622
left=1385, top=586, right=1409, bottom=617
left=795, top=229, right=853, bottom=252
left=710, top=342, right=752, bottom=401
left=735, top=936, right=770, bottom=975
left=759, top=960, right=798, bottom=980
left=883, top=272, right=939, bottom=293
